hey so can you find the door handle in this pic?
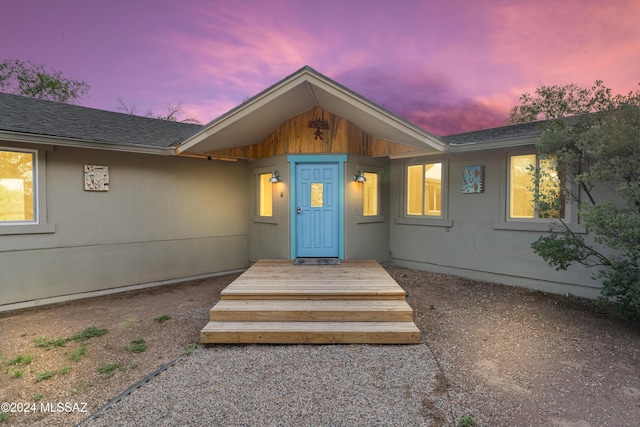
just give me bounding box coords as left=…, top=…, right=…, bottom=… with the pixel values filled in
left=297, top=207, right=301, bottom=214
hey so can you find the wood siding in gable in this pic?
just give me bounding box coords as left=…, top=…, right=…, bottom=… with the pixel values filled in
left=202, top=106, right=419, bottom=159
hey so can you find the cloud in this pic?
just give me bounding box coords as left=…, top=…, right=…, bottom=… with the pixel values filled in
left=64, top=0, right=638, bottom=133
left=487, top=0, right=640, bottom=92
left=334, top=67, right=509, bottom=135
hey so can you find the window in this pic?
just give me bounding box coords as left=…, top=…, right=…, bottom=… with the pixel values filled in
left=509, top=154, right=565, bottom=220
left=362, top=172, right=379, bottom=216
left=0, top=149, right=36, bottom=223
left=258, top=172, right=273, bottom=217
left=407, top=162, right=442, bottom=217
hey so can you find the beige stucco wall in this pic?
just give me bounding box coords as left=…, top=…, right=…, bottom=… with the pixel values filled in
left=4, top=135, right=604, bottom=307
left=389, top=147, right=603, bottom=299
left=0, top=144, right=249, bottom=308
left=248, top=155, right=291, bottom=262
left=344, top=155, right=390, bottom=262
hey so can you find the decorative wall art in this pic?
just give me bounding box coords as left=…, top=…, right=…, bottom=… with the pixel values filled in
left=462, top=165, right=484, bottom=193
left=307, top=117, right=329, bottom=140
left=84, top=165, right=110, bottom=191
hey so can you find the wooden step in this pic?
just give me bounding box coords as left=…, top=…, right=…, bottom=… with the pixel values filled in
left=200, top=259, right=421, bottom=345
left=209, top=300, right=414, bottom=322
left=220, top=282, right=407, bottom=300
left=200, top=321, right=421, bottom=344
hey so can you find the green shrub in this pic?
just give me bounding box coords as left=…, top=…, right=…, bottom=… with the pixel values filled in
left=9, top=353, right=34, bottom=366
left=154, top=314, right=172, bottom=324
left=459, top=415, right=476, bottom=427
left=99, top=363, right=119, bottom=375
left=126, top=338, right=147, bottom=353
left=34, top=336, right=68, bottom=349
left=35, top=370, right=57, bottom=382
left=71, top=326, right=108, bottom=341
left=67, top=344, right=89, bottom=362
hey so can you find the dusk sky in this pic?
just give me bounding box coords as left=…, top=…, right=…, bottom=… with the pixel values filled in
left=2, top=0, right=639, bottom=135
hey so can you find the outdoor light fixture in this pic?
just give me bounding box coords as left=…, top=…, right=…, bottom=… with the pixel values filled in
left=353, top=170, right=367, bottom=182
left=269, top=171, right=281, bottom=183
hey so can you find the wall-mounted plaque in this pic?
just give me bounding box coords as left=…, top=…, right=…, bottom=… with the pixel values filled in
left=462, top=165, right=484, bottom=193
left=84, top=165, right=109, bottom=191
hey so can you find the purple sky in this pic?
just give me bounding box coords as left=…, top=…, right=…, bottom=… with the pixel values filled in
left=2, top=0, right=639, bottom=135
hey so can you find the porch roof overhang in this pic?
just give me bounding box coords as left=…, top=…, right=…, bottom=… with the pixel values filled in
left=175, top=66, right=447, bottom=156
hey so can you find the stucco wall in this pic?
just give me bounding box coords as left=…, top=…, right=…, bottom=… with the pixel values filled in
left=248, top=155, right=291, bottom=262
left=0, top=144, right=249, bottom=308
left=344, top=155, right=390, bottom=262
left=389, top=147, right=603, bottom=299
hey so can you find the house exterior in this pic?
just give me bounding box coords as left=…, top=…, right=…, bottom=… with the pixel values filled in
left=0, top=66, right=600, bottom=312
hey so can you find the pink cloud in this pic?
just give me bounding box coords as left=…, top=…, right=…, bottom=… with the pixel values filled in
left=334, top=67, right=509, bottom=135
left=487, top=0, right=640, bottom=92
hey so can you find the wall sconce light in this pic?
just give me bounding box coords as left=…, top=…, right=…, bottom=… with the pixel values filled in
left=353, top=170, right=367, bottom=182
left=269, top=171, right=281, bottom=183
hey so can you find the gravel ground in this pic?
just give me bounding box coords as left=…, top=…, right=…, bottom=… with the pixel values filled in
left=80, top=345, right=450, bottom=426
left=2, top=265, right=639, bottom=427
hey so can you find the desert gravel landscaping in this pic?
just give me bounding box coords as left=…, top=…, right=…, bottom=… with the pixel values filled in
left=1, top=265, right=639, bottom=426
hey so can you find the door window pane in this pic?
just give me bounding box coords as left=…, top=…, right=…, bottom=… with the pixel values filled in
left=311, top=183, right=323, bottom=207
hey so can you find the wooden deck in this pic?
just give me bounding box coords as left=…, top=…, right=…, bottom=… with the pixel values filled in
left=201, top=259, right=421, bottom=344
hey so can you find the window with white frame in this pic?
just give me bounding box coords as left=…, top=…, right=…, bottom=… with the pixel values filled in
left=0, top=148, right=36, bottom=223
left=406, top=162, right=442, bottom=217
left=509, top=153, right=565, bottom=220
left=258, top=172, right=273, bottom=217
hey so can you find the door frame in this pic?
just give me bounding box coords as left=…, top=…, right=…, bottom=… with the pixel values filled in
left=288, top=154, right=346, bottom=260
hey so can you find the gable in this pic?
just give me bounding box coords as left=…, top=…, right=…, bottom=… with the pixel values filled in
left=196, top=106, right=423, bottom=159
left=175, top=66, right=447, bottom=157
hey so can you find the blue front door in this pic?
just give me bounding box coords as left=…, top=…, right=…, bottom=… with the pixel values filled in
left=295, top=162, right=339, bottom=258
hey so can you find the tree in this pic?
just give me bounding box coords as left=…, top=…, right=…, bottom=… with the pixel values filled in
left=116, top=98, right=200, bottom=124
left=0, top=59, right=90, bottom=103
left=508, top=81, right=640, bottom=315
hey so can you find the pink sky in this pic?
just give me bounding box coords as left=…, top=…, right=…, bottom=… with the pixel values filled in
left=2, top=0, right=639, bottom=135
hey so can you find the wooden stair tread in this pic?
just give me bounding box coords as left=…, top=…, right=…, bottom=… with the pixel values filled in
left=221, top=284, right=406, bottom=300
left=201, top=321, right=421, bottom=344
left=209, top=299, right=414, bottom=322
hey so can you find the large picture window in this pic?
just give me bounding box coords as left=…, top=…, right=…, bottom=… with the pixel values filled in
left=406, top=162, right=442, bottom=217
left=509, top=154, right=565, bottom=219
left=0, top=149, right=35, bottom=223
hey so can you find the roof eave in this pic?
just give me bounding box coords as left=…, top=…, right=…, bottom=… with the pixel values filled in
left=446, top=135, right=538, bottom=152
left=0, top=130, right=173, bottom=155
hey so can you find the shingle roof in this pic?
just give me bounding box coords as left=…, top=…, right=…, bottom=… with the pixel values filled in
left=442, top=120, right=542, bottom=145
left=1, top=90, right=546, bottom=153
left=0, top=92, right=202, bottom=149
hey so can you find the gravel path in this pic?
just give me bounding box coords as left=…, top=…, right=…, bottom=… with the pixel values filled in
left=80, top=344, right=452, bottom=426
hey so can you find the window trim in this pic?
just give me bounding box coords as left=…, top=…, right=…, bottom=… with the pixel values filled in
left=253, top=166, right=279, bottom=224
left=0, top=144, right=55, bottom=235
left=396, top=156, right=452, bottom=228
left=356, top=164, right=384, bottom=224
left=494, top=149, right=584, bottom=233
